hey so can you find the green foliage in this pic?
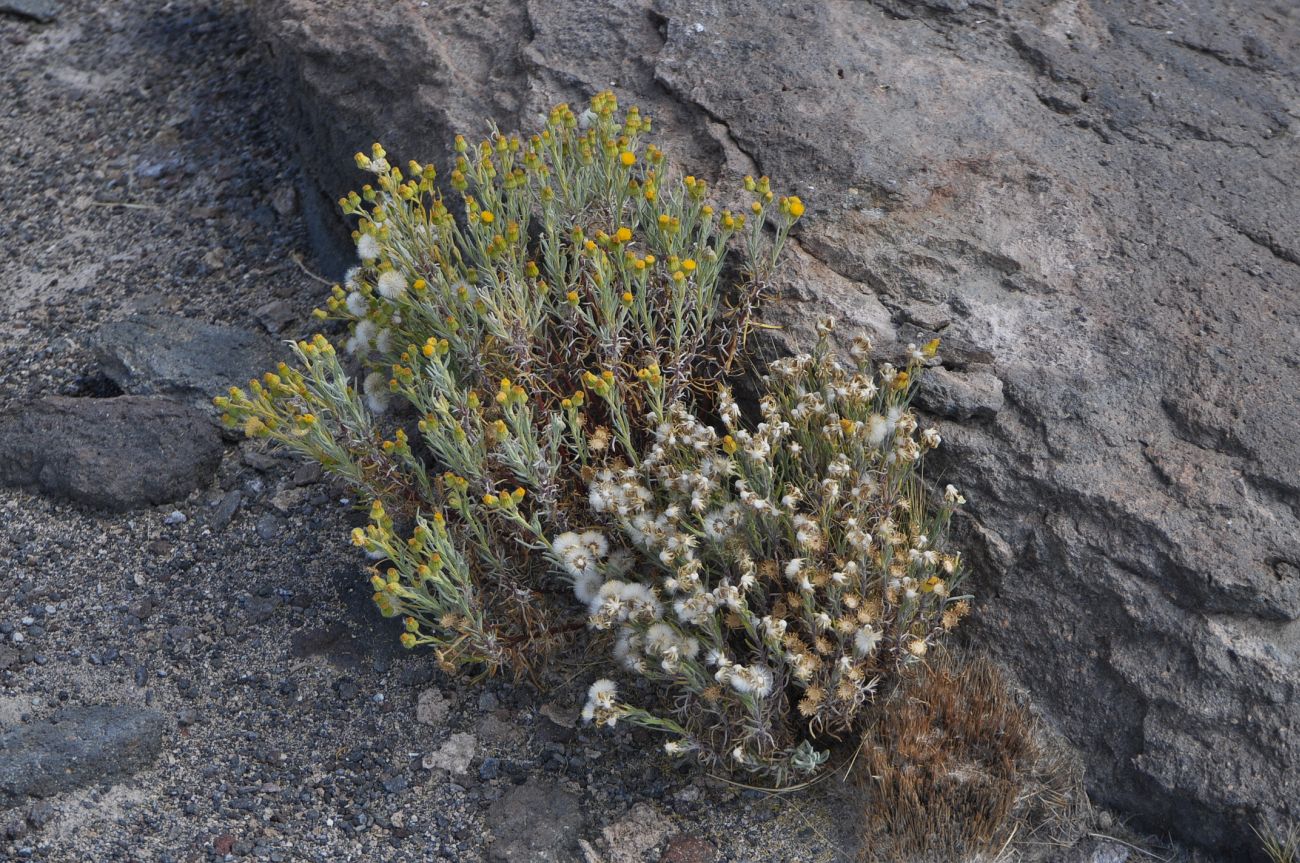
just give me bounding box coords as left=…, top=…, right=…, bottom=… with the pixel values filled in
left=216, top=92, right=800, bottom=674
left=215, top=93, right=965, bottom=783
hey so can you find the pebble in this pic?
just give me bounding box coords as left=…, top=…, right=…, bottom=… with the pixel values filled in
left=255, top=513, right=281, bottom=540
left=163, top=510, right=186, bottom=525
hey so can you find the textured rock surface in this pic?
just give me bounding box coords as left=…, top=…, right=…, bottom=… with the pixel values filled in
left=0, top=706, right=166, bottom=808
left=486, top=778, right=584, bottom=863
left=88, top=314, right=285, bottom=402
left=0, top=395, right=223, bottom=510
left=252, top=0, right=1299, bottom=852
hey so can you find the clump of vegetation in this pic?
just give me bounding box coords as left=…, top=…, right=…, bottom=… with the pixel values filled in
left=578, top=323, right=969, bottom=781
left=1258, top=825, right=1300, bottom=863
left=216, top=92, right=800, bottom=676
left=854, top=654, right=1084, bottom=860
left=215, top=93, right=974, bottom=788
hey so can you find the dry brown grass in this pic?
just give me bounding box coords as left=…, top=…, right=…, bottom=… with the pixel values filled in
left=854, top=652, right=1085, bottom=862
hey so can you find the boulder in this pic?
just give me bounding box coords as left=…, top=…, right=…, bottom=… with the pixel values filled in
left=251, top=0, right=1300, bottom=851
left=0, top=395, right=223, bottom=511
left=0, top=706, right=166, bottom=808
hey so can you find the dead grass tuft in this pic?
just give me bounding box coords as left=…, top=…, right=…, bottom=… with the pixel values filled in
left=854, top=651, right=1085, bottom=862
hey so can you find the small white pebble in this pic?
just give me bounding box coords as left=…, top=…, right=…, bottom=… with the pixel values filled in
left=694, top=22, right=704, bottom=32
left=12, top=632, right=24, bottom=643
left=21, top=617, right=34, bottom=626
left=164, top=510, right=187, bottom=525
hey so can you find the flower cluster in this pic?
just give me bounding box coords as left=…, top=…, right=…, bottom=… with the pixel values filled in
left=214, top=94, right=968, bottom=784
left=573, top=323, right=968, bottom=780
left=215, top=93, right=801, bottom=676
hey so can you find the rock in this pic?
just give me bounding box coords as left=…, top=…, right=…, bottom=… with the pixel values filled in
left=254, top=299, right=297, bottom=334
left=0, top=705, right=166, bottom=807
left=0, top=396, right=223, bottom=512
left=1049, top=837, right=1131, bottom=863
left=208, top=490, right=242, bottom=531
left=422, top=732, right=476, bottom=775
left=913, top=367, right=1004, bottom=421
left=291, top=462, right=322, bottom=486
left=486, top=778, right=584, bottom=863
left=475, top=713, right=524, bottom=748
left=598, top=803, right=670, bottom=863
left=660, top=834, right=717, bottom=863
left=478, top=756, right=500, bottom=781
left=89, top=314, right=284, bottom=402
left=0, top=0, right=59, bottom=23
left=255, top=513, right=282, bottom=540
left=415, top=688, right=449, bottom=727
left=269, top=184, right=298, bottom=217
left=254, top=0, right=1300, bottom=852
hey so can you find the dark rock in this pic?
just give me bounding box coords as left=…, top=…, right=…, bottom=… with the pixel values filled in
left=255, top=513, right=282, bottom=540
left=241, top=447, right=281, bottom=472
left=254, top=0, right=1300, bottom=851
left=291, top=462, right=322, bottom=486
left=89, top=314, right=283, bottom=402
left=254, top=299, right=297, bottom=334
left=244, top=595, right=281, bottom=624
left=0, top=396, right=223, bottom=512
left=209, top=490, right=242, bottom=530
left=485, top=779, right=584, bottom=863
left=0, top=0, right=59, bottom=23
left=0, top=706, right=166, bottom=807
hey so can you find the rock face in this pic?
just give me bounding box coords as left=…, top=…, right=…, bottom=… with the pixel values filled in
left=0, top=706, right=166, bottom=808
left=252, top=0, right=1299, bottom=852
left=0, top=395, right=223, bottom=511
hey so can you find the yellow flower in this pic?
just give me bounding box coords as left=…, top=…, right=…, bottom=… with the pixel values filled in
left=480, top=210, right=495, bottom=224
left=620, top=150, right=636, bottom=167
left=681, top=258, right=696, bottom=272
left=615, top=226, right=632, bottom=243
